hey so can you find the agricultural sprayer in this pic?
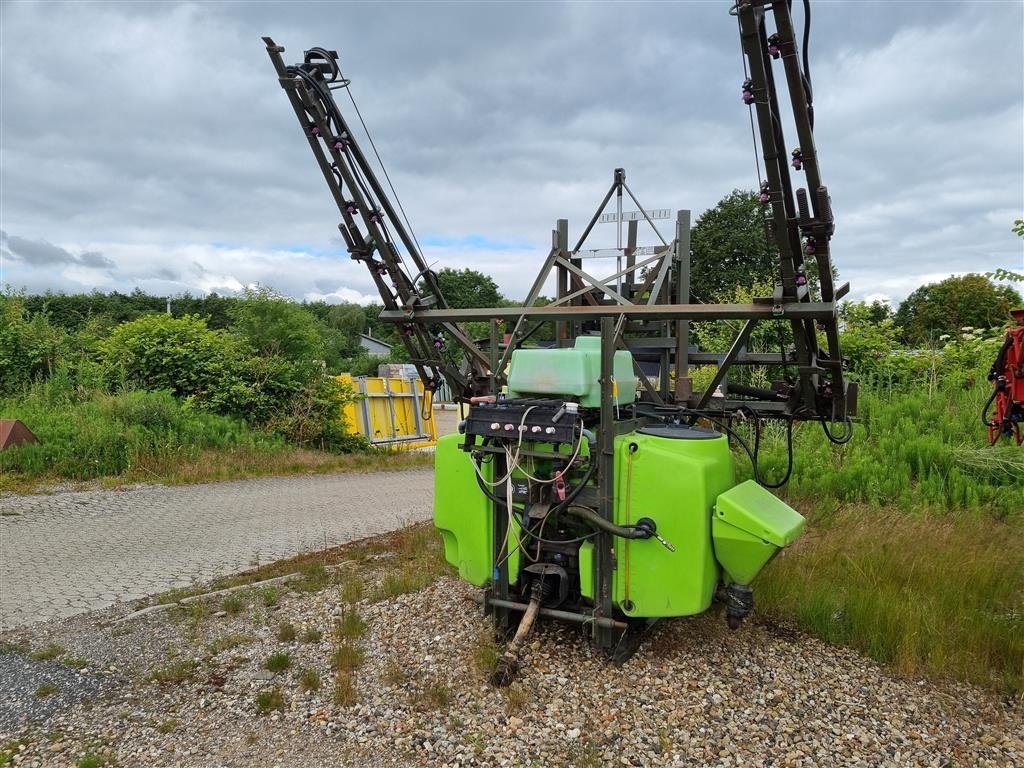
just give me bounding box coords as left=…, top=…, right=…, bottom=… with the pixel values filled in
left=265, top=0, right=858, bottom=682
left=985, top=309, right=1024, bottom=445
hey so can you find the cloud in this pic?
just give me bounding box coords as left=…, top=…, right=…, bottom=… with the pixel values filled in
left=0, top=1, right=1020, bottom=307
left=1, top=231, right=115, bottom=271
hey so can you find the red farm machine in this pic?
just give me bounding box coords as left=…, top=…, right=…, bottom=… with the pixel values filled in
left=986, top=309, right=1024, bottom=445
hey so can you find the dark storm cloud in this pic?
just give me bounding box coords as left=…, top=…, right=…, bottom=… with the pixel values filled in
left=0, top=0, right=1021, bottom=306
left=1, top=231, right=113, bottom=270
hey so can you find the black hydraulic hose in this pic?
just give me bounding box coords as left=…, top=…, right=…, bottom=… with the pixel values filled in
left=981, top=386, right=998, bottom=427
left=564, top=505, right=651, bottom=541
left=727, top=382, right=787, bottom=401
left=801, top=0, right=814, bottom=129
left=753, top=416, right=795, bottom=488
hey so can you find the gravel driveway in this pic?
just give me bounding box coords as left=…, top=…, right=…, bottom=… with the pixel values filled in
left=0, top=470, right=433, bottom=630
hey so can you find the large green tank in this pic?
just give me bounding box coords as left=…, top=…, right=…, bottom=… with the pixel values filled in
left=611, top=426, right=735, bottom=617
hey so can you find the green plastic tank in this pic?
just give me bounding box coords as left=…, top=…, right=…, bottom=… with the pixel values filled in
left=611, top=426, right=735, bottom=617
left=506, top=336, right=637, bottom=406
left=434, top=433, right=492, bottom=586
left=434, top=433, right=520, bottom=586
left=435, top=424, right=806, bottom=616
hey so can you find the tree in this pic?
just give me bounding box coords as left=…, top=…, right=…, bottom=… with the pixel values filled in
left=689, top=190, right=774, bottom=301
left=436, top=268, right=503, bottom=309
left=894, top=274, right=1022, bottom=346
left=228, top=286, right=324, bottom=362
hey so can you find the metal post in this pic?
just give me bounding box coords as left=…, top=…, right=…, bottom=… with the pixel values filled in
left=489, top=319, right=500, bottom=396
left=555, top=219, right=569, bottom=347
left=675, top=209, right=692, bottom=402
left=596, top=317, right=617, bottom=651
left=625, top=219, right=638, bottom=302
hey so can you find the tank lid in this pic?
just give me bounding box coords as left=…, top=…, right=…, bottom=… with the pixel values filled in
left=637, top=424, right=721, bottom=440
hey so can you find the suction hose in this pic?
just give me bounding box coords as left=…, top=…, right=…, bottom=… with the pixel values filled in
left=564, top=505, right=655, bottom=541
left=491, top=580, right=543, bottom=687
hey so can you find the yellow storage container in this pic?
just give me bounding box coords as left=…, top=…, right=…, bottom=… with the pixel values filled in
left=337, top=374, right=438, bottom=450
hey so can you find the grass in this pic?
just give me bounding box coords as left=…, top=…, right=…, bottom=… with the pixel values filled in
left=757, top=504, right=1024, bottom=696
left=412, top=676, right=452, bottom=710
left=264, top=652, right=291, bottom=673
left=220, top=594, right=245, bottom=615
left=300, top=627, right=323, bottom=644
left=148, top=521, right=451, bottom=609
left=0, top=386, right=433, bottom=494
left=0, top=385, right=434, bottom=499
left=382, top=660, right=407, bottom=686
left=501, top=683, right=528, bottom=714
left=35, top=682, right=59, bottom=698
left=746, top=386, right=1024, bottom=518
left=471, top=630, right=499, bottom=675
left=155, top=719, right=179, bottom=734
left=207, top=634, right=255, bottom=655
left=294, top=562, right=331, bottom=592
left=571, top=739, right=603, bottom=768
left=76, top=755, right=115, bottom=768
left=259, top=587, right=279, bottom=608
left=148, top=659, right=198, bottom=685
left=329, top=643, right=364, bottom=672
left=29, top=645, right=65, bottom=661
left=276, top=622, right=297, bottom=642
left=339, top=577, right=364, bottom=604
left=333, top=671, right=357, bottom=707
left=333, top=608, right=366, bottom=640
left=255, top=687, right=285, bottom=715
left=61, top=657, right=90, bottom=669
left=298, top=668, right=321, bottom=693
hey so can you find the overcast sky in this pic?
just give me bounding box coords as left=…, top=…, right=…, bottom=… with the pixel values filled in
left=1, top=0, right=1022, bottom=308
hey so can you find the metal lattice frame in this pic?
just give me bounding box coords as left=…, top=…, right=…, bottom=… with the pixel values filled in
left=263, top=0, right=854, bottom=426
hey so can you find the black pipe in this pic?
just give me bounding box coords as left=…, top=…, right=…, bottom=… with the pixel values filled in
left=564, top=505, right=651, bottom=541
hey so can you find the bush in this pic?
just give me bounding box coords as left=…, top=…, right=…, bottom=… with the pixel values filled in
left=101, top=314, right=241, bottom=399
left=0, top=387, right=281, bottom=480
left=0, top=292, right=66, bottom=395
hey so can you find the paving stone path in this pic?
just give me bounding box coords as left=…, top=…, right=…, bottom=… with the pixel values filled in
left=0, top=470, right=433, bottom=631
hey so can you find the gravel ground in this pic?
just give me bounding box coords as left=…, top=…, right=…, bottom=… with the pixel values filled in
left=0, top=548, right=1020, bottom=767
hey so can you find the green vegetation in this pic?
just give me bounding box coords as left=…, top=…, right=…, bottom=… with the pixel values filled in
left=264, top=652, right=291, bottom=673
left=298, top=668, right=321, bottom=692
left=0, top=287, right=397, bottom=490
left=333, top=671, right=358, bottom=707
left=76, top=755, right=116, bottom=768
left=255, top=687, right=285, bottom=715
left=300, top=627, right=323, bottom=644
left=329, top=643, right=364, bottom=672
left=259, top=586, right=279, bottom=608
left=895, top=273, right=1021, bottom=345
left=207, top=634, right=256, bottom=655
left=501, top=683, right=528, bottom=714
left=220, top=594, right=245, bottom=615
left=415, top=677, right=452, bottom=710
left=148, top=659, right=198, bottom=685
left=471, top=630, right=499, bottom=676
left=757, top=507, right=1023, bottom=695
left=333, top=608, right=367, bottom=640
left=34, top=682, right=58, bottom=698
left=739, top=295, right=1024, bottom=696
left=276, top=622, right=297, bottom=643
left=28, top=645, right=65, bottom=661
